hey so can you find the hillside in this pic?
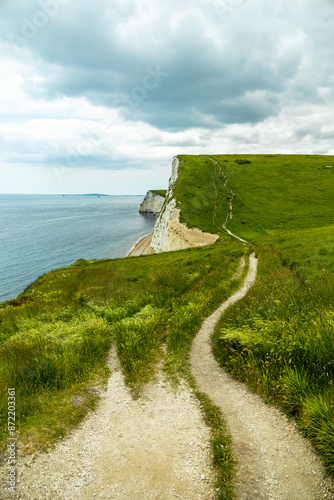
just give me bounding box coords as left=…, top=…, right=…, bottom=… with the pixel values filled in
left=176, top=154, right=334, bottom=477
left=153, top=153, right=334, bottom=477
left=1, top=153, right=334, bottom=497
left=170, top=154, right=334, bottom=239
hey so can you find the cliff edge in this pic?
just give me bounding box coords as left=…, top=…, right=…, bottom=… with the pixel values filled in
left=139, top=190, right=166, bottom=215
left=151, top=157, right=219, bottom=253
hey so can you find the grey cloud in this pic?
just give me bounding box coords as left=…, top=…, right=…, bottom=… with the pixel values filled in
left=2, top=0, right=334, bottom=134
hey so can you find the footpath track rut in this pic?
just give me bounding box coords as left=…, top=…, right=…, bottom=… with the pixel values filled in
left=191, top=253, right=334, bottom=499
left=207, top=156, right=248, bottom=244
left=1, top=347, right=216, bottom=499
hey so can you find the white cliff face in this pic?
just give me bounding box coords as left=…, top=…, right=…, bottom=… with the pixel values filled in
left=151, top=157, right=179, bottom=252
left=139, top=190, right=165, bottom=215
left=151, top=157, right=219, bottom=253
left=151, top=198, right=177, bottom=253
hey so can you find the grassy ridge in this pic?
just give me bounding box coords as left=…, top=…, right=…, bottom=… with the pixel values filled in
left=181, top=154, right=334, bottom=476
left=0, top=241, right=244, bottom=459
left=151, top=189, right=167, bottom=197
left=212, top=154, right=334, bottom=240
left=174, top=155, right=230, bottom=236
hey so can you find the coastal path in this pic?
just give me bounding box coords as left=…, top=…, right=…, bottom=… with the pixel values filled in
left=191, top=253, right=334, bottom=499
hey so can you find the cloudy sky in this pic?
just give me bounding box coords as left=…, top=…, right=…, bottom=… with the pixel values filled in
left=1, top=0, right=334, bottom=194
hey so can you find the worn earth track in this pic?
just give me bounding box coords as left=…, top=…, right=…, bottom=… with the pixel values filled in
left=191, top=253, right=334, bottom=499
left=1, top=347, right=217, bottom=499
left=207, top=156, right=247, bottom=243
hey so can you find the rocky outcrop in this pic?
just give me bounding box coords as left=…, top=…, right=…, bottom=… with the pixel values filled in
left=139, top=190, right=165, bottom=215
left=151, top=157, right=219, bottom=253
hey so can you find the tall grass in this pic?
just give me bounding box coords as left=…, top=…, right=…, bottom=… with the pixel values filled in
left=0, top=314, right=111, bottom=392
left=212, top=232, right=334, bottom=475
left=0, top=240, right=244, bottom=453
left=0, top=312, right=112, bottom=449
left=113, top=305, right=168, bottom=387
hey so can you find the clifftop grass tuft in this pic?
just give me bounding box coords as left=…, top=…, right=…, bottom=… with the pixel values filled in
left=151, top=189, right=167, bottom=197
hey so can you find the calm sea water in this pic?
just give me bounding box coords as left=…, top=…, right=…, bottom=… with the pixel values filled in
left=0, top=195, right=156, bottom=303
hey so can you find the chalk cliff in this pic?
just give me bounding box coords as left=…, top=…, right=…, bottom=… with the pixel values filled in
left=151, top=157, right=219, bottom=253
left=139, top=190, right=165, bottom=215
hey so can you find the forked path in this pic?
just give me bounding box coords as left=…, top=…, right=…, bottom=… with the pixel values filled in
left=2, top=347, right=217, bottom=499
left=191, top=253, right=334, bottom=500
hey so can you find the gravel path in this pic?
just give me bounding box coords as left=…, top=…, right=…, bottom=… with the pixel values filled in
left=191, top=253, right=334, bottom=499
left=1, top=345, right=217, bottom=499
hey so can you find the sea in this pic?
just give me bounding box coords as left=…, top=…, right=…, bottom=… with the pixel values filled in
left=0, top=194, right=156, bottom=303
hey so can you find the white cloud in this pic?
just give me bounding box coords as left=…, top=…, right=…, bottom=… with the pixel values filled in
left=0, top=0, right=334, bottom=192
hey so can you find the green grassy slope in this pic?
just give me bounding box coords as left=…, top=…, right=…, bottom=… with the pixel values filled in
left=0, top=241, right=243, bottom=461
left=2, top=152, right=334, bottom=485
left=152, top=189, right=167, bottom=197
left=212, top=154, right=334, bottom=239
left=172, top=154, right=334, bottom=241
left=173, top=155, right=231, bottom=236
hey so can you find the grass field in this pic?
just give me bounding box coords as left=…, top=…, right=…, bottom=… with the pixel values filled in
left=185, top=154, right=334, bottom=476
left=0, top=241, right=244, bottom=464
left=174, top=154, right=334, bottom=242
left=213, top=154, right=334, bottom=238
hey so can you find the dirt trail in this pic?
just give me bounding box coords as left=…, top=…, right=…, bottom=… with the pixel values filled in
left=191, top=253, right=334, bottom=499
left=1, top=347, right=217, bottom=500
left=208, top=157, right=247, bottom=244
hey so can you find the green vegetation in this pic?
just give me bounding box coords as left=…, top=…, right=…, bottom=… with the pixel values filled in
left=2, top=152, right=334, bottom=490
left=174, top=155, right=230, bottom=236
left=212, top=154, right=334, bottom=240
left=189, top=154, right=334, bottom=477
left=0, top=241, right=243, bottom=461
left=152, top=189, right=167, bottom=197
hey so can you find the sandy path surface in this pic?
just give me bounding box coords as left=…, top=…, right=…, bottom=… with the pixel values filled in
left=1, top=347, right=217, bottom=500
left=191, top=253, right=334, bottom=499
left=127, top=234, right=155, bottom=257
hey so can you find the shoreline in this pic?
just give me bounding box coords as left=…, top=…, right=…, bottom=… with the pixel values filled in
left=127, top=233, right=155, bottom=257
left=0, top=234, right=155, bottom=304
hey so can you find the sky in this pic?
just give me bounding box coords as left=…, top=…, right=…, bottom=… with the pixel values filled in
left=1, top=0, right=334, bottom=194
